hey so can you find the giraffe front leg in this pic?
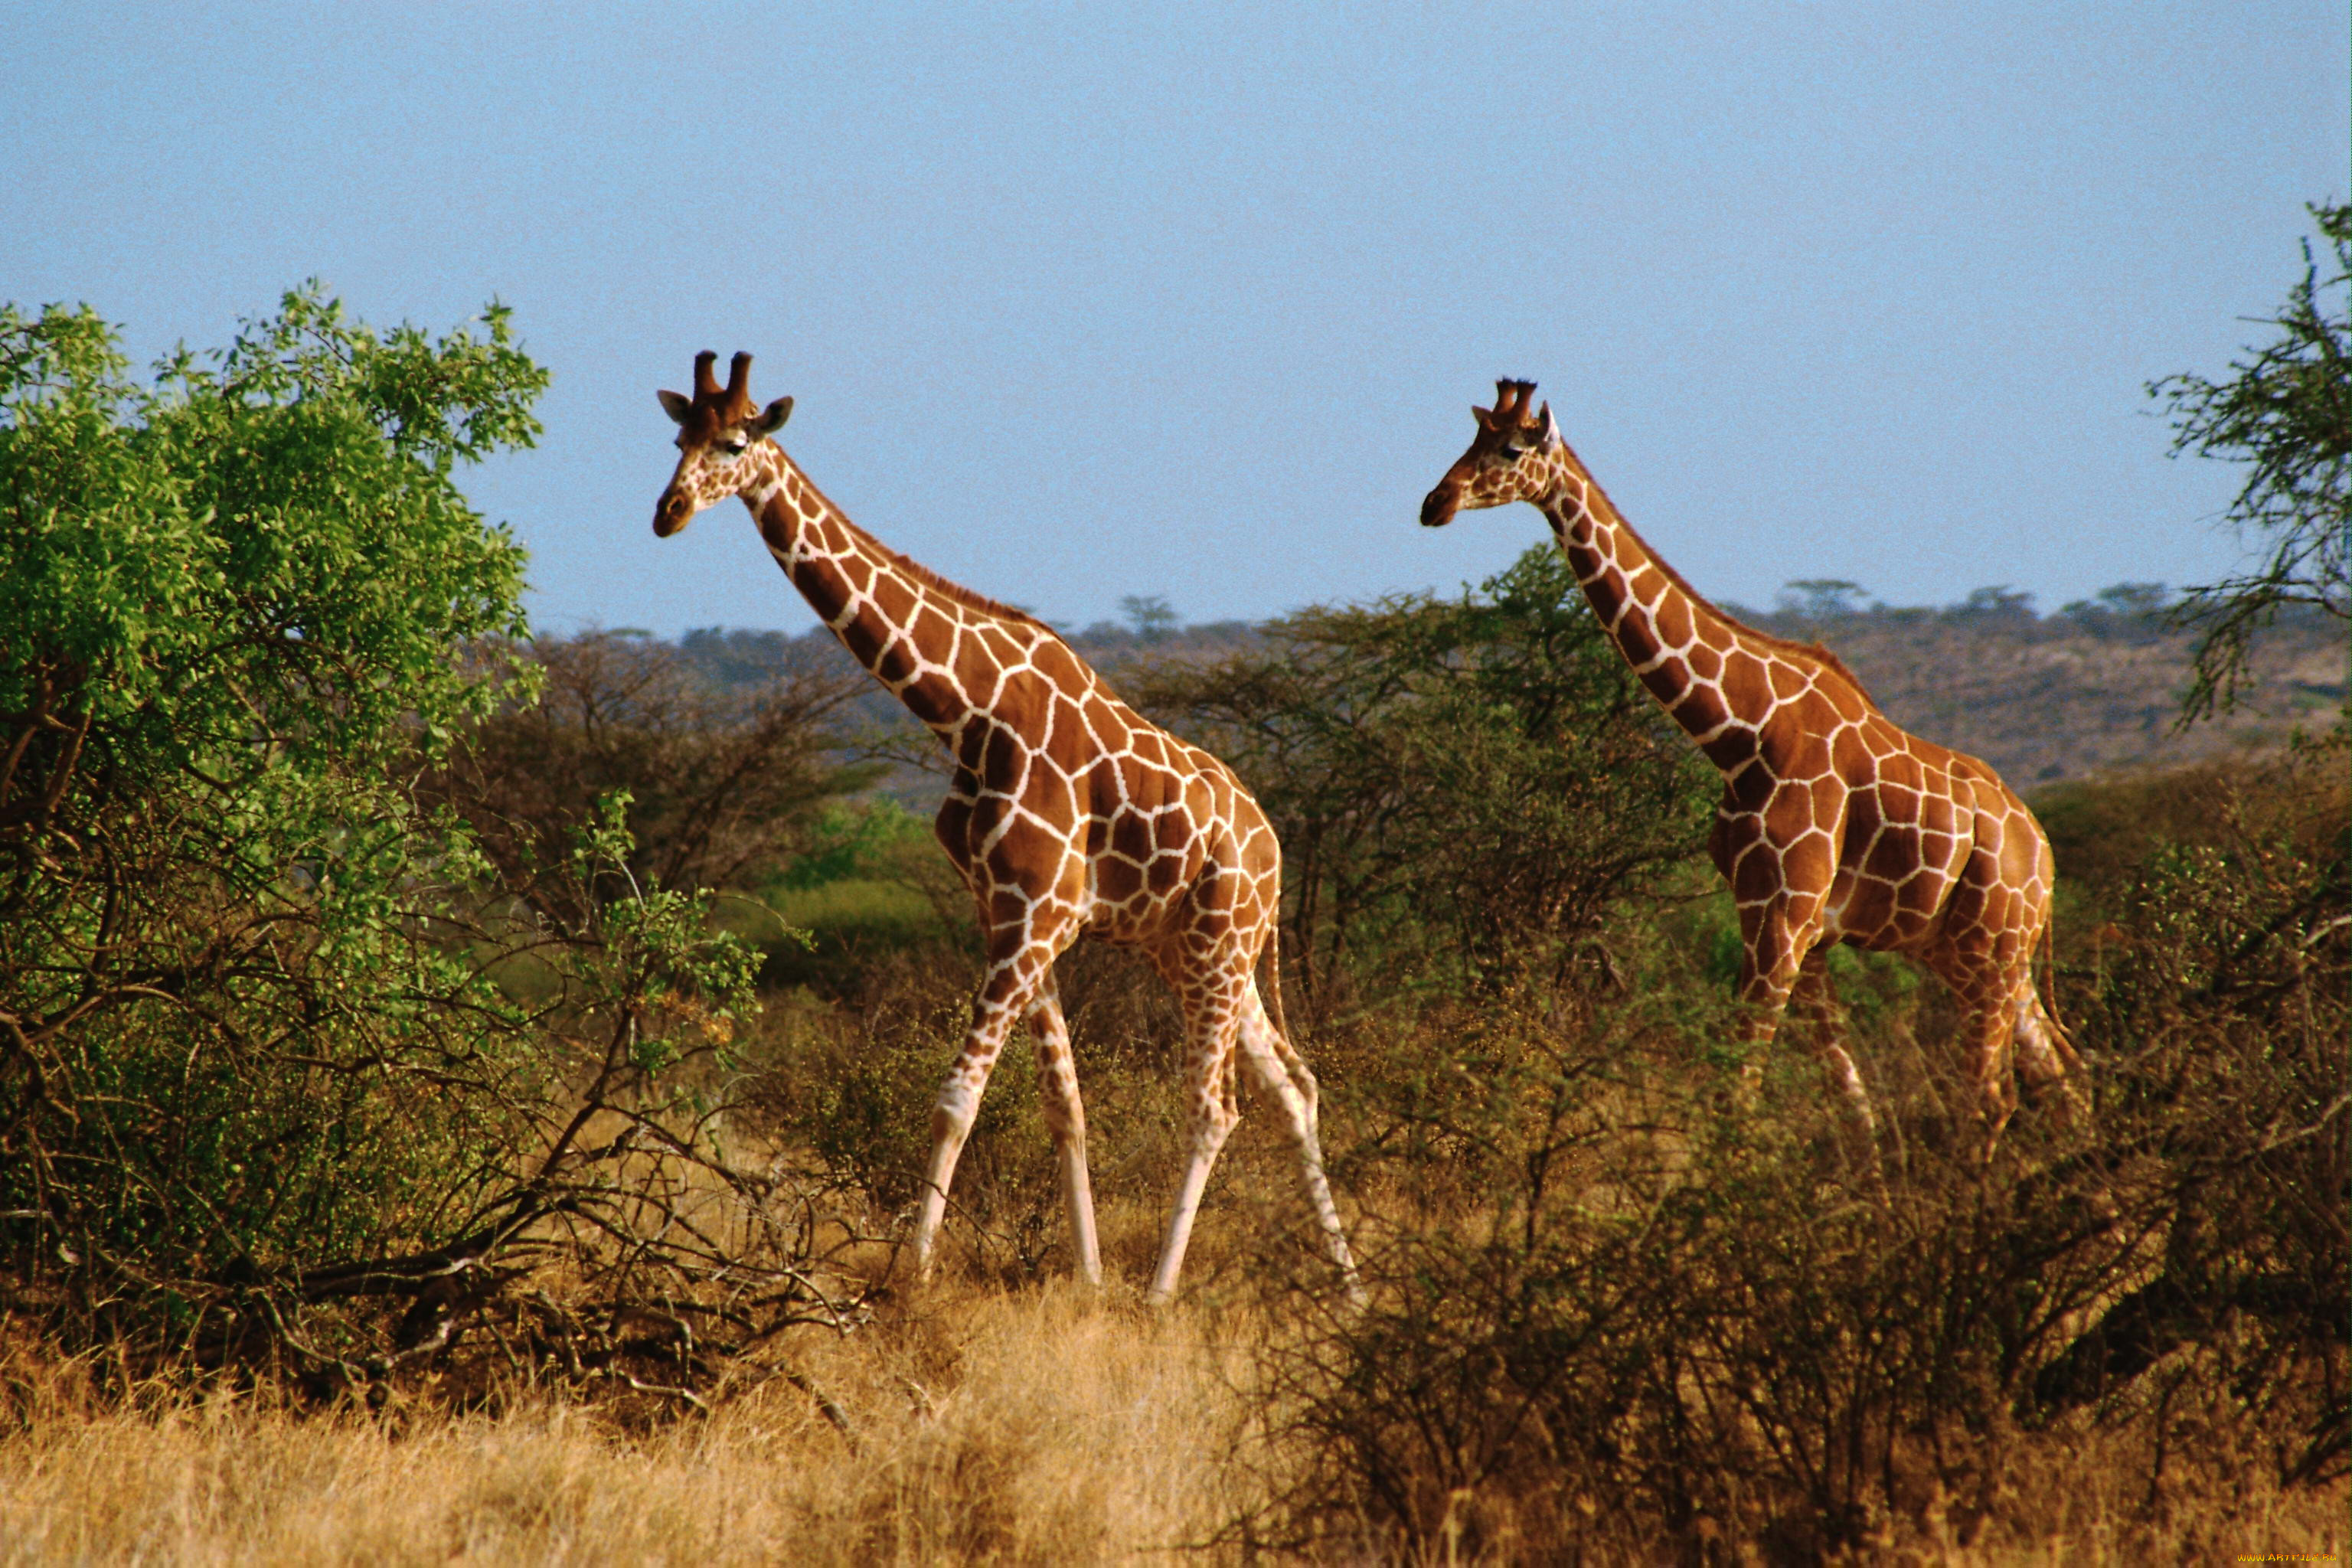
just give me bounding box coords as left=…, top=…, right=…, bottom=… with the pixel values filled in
left=912, top=927, right=1061, bottom=1284
left=1145, top=984, right=1245, bottom=1308
left=1730, top=898, right=1811, bottom=1106
left=1236, top=982, right=1364, bottom=1306
left=1027, top=975, right=1102, bottom=1288
left=1788, top=949, right=1888, bottom=1200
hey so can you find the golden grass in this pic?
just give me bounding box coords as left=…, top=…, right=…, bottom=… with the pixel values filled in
left=4, top=1181, right=2344, bottom=1566
left=5, top=1279, right=2347, bottom=1565
left=0, top=1267, right=1268, bottom=1566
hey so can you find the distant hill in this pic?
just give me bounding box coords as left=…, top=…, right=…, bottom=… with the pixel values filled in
left=671, top=596, right=2344, bottom=796
left=1731, top=600, right=2341, bottom=785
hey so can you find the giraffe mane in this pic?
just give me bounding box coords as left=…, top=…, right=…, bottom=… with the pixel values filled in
left=756, top=430, right=1061, bottom=638
left=867, top=535, right=1057, bottom=635
left=1553, top=433, right=1884, bottom=714
left=1637, top=541, right=1884, bottom=713
left=792, top=477, right=1057, bottom=633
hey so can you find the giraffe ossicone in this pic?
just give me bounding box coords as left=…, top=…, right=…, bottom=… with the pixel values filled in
left=652, top=350, right=1361, bottom=1305
left=1423, top=378, right=2082, bottom=1174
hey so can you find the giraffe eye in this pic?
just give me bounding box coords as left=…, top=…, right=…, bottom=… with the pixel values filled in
left=717, top=439, right=747, bottom=457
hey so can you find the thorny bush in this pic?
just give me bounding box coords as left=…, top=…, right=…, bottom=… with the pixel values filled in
left=1240, top=733, right=2347, bottom=1563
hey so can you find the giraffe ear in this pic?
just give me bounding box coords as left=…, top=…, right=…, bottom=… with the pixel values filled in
left=1472, top=405, right=1499, bottom=432
left=1534, top=402, right=1559, bottom=447
left=749, top=396, right=792, bottom=436
left=658, top=389, right=693, bottom=426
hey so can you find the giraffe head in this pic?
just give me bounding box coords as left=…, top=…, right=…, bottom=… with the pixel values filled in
left=1419, top=378, right=1565, bottom=528
left=652, top=351, right=794, bottom=537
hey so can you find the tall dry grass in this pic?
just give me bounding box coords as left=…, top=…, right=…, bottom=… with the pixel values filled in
left=7, top=1267, right=2341, bottom=1566
left=1, top=1217, right=1274, bottom=1566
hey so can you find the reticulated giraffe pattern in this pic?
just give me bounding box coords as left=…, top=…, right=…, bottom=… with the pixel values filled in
left=1422, top=380, right=2079, bottom=1168
left=653, top=352, right=1359, bottom=1303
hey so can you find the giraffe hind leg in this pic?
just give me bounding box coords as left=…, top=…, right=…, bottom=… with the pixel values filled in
left=2010, top=906, right=2082, bottom=1105
left=1930, top=948, right=2023, bottom=1170
left=1922, top=919, right=2053, bottom=1168
left=2009, top=975, right=2089, bottom=1129
left=1962, top=996, right=2020, bottom=1168
left=1145, top=978, right=1246, bottom=1307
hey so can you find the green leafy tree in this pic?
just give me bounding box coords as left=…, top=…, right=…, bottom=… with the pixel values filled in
left=2152, top=202, right=2350, bottom=721
left=1119, top=593, right=1181, bottom=642
left=0, top=289, right=549, bottom=1295
left=1132, top=546, right=1712, bottom=1008
left=0, top=289, right=867, bottom=1390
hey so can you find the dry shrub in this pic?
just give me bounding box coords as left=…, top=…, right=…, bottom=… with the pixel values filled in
left=1240, top=740, right=2348, bottom=1564
left=1252, top=1080, right=2342, bottom=1563
left=0, top=792, right=881, bottom=1417
left=428, top=631, right=868, bottom=925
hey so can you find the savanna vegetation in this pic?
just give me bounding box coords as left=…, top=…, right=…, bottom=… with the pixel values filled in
left=2, top=209, right=2344, bottom=1566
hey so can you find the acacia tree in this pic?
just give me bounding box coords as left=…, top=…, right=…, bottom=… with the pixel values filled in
left=1132, top=546, right=1712, bottom=1011
left=426, top=631, right=869, bottom=929
left=2153, top=201, right=2350, bottom=721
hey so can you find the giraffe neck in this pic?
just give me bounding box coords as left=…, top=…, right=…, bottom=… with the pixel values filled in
left=737, top=449, right=1025, bottom=740
left=1535, top=460, right=1802, bottom=766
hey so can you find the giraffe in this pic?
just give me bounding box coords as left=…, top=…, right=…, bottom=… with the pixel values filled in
left=1420, top=380, right=2079, bottom=1171
left=652, top=351, right=1360, bottom=1304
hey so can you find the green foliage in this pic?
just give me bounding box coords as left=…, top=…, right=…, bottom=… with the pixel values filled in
left=0, top=289, right=547, bottom=1310
left=1132, top=544, right=1713, bottom=1009
left=0, top=287, right=850, bottom=1393
left=2152, top=201, right=2351, bottom=721
left=778, top=796, right=938, bottom=890
left=559, top=792, right=765, bottom=1085
left=750, top=798, right=969, bottom=994
left=0, top=289, right=540, bottom=775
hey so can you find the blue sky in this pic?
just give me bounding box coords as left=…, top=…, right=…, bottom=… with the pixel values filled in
left=5, top=2, right=2344, bottom=636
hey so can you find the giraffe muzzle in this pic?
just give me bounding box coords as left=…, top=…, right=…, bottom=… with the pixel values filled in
left=653, top=492, right=693, bottom=538
left=1419, top=482, right=1462, bottom=528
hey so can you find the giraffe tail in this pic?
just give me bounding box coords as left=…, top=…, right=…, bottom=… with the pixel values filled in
left=1260, top=920, right=1295, bottom=1051
left=2036, top=900, right=2082, bottom=1074
left=1254, top=920, right=1325, bottom=1133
